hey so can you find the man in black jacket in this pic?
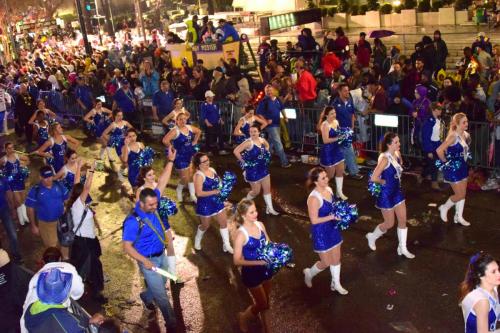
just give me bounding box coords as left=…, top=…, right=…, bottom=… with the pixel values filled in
left=433, top=30, right=448, bottom=71
left=14, top=83, right=36, bottom=145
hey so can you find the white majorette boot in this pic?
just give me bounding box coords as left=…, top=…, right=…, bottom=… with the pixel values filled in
left=20, top=204, right=29, bottom=224
left=16, top=206, right=26, bottom=226
left=219, top=228, right=234, bottom=254
left=453, top=199, right=470, bottom=226
left=438, top=198, right=455, bottom=222
left=335, top=177, right=348, bottom=200
left=176, top=183, right=184, bottom=202
left=194, top=226, right=206, bottom=251
left=397, top=227, right=415, bottom=259
left=366, top=225, right=385, bottom=251
left=245, top=192, right=256, bottom=200
left=263, top=194, right=279, bottom=215
left=303, top=263, right=324, bottom=288
left=188, top=182, right=197, bottom=203
left=330, top=264, right=348, bottom=295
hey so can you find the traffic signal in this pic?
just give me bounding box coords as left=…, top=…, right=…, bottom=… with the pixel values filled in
left=84, top=0, right=96, bottom=13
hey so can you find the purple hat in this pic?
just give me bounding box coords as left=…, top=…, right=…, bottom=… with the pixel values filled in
left=36, top=268, right=72, bottom=305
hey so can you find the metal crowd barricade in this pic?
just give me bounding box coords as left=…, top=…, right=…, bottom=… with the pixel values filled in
left=38, top=90, right=85, bottom=120
left=70, top=300, right=97, bottom=333
left=184, top=99, right=235, bottom=144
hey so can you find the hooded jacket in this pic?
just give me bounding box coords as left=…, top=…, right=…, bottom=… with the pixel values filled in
left=413, top=85, right=431, bottom=120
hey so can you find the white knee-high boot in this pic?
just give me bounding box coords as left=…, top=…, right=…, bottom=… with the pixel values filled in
left=105, top=147, right=114, bottom=161
left=188, top=182, right=197, bottom=203
left=99, top=147, right=106, bottom=160
left=303, top=263, right=325, bottom=288
left=194, top=226, right=206, bottom=251
left=438, top=198, right=455, bottom=222
left=330, top=264, right=348, bottom=295
left=335, top=177, right=348, bottom=200
left=263, top=194, right=279, bottom=215
left=166, top=256, right=177, bottom=276
left=453, top=199, right=470, bottom=226
left=397, top=227, right=415, bottom=259
left=366, top=225, right=385, bottom=251
left=16, top=206, right=25, bottom=226
left=20, top=204, right=29, bottom=223
left=245, top=192, right=256, bottom=200
left=176, top=183, right=185, bottom=202
left=219, top=228, right=234, bottom=254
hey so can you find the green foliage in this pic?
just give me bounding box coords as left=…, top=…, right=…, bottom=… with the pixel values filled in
left=351, top=4, right=359, bottom=15
left=454, top=0, right=472, bottom=10
left=320, top=0, right=338, bottom=5
left=307, top=0, right=318, bottom=8
left=321, top=7, right=329, bottom=17
left=418, top=0, right=431, bottom=12
left=328, top=7, right=338, bottom=16
left=431, top=0, right=443, bottom=11
left=360, top=4, right=369, bottom=15
left=338, top=0, right=350, bottom=13
left=404, top=0, right=417, bottom=9
left=367, top=0, right=380, bottom=11
left=394, top=5, right=403, bottom=13
left=380, top=3, right=393, bottom=14
left=442, top=0, right=454, bottom=5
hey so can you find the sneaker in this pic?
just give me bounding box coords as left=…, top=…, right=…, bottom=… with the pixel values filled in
left=350, top=173, right=364, bottom=180
left=481, top=178, right=499, bottom=191
left=281, top=163, right=292, bottom=169
left=219, top=150, right=229, bottom=155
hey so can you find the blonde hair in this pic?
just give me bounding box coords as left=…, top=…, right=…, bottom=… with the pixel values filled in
left=448, top=112, right=467, bottom=136
left=232, top=199, right=255, bottom=225
left=49, top=122, right=61, bottom=137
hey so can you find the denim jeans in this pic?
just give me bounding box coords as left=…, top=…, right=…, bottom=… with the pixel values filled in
left=264, top=126, right=289, bottom=166
left=138, top=253, right=176, bottom=328
left=341, top=144, right=359, bottom=175
left=0, top=207, right=21, bottom=260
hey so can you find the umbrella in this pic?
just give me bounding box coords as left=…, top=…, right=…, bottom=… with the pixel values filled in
left=368, top=30, right=395, bottom=38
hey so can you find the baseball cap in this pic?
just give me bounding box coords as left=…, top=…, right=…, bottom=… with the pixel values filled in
left=40, top=168, right=54, bottom=178
left=214, top=66, right=223, bottom=73
left=205, top=90, right=215, bottom=98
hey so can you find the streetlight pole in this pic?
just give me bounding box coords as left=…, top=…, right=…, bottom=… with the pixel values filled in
left=75, top=0, right=93, bottom=55
left=135, top=0, right=146, bottom=43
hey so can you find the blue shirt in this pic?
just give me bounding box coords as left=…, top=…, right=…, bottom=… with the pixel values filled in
left=0, top=178, right=8, bottom=209
left=421, top=116, right=441, bottom=153
left=75, top=84, right=93, bottom=110
left=221, top=24, right=240, bottom=43
left=140, top=71, right=160, bottom=97
left=25, top=182, right=69, bottom=222
left=113, top=88, right=135, bottom=113
left=152, top=89, right=175, bottom=118
left=330, top=96, right=356, bottom=128
left=122, top=205, right=168, bottom=257
left=256, top=97, right=283, bottom=128
left=200, top=102, right=221, bottom=125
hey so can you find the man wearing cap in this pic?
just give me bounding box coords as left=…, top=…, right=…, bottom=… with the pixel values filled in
left=122, top=188, right=177, bottom=332
left=201, top=90, right=228, bottom=155
left=256, top=85, right=291, bottom=168
left=152, top=80, right=175, bottom=121
left=21, top=247, right=85, bottom=333
left=112, top=79, right=137, bottom=126
left=421, top=102, right=444, bottom=191
left=25, top=166, right=70, bottom=256
left=75, top=75, right=94, bottom=112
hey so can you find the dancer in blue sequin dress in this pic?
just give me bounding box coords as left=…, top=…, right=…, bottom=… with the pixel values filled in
left=233, top=105, right=267, bottom=144
left=1, top=142, right=30, bottom=225
left=318, top=106, right=348, bottom=200
left=302, top=167, right=348, bottom=295
left=234, top=123, right=279, bottom=215
left=121, top=129, right=146, bottom=189
left=459, top=253, right=500, bottom=333
left=366, top=132, right=415, bottom=259
left=29, top=111, right=49, bottom=148
left=162, top=112, right=201, bottom=203
left=161, top=98, right=191, bottom=130
left=36, top=122, right=80, bottom=173
left=102, top=110, right=132, bottom=158
left=83, top=101, right=113, bottom=160
left=232, top=199, right=274, bottom=333
left=191, top=152, right=233, bottom=254
left=437, top=113, right=472, bottom=227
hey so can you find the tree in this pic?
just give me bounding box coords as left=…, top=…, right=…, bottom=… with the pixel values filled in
left=367, top=0, right=380, bottom=11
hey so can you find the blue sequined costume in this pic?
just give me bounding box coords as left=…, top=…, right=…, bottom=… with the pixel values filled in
left=127, top=147, right=141, bottom=187
left=154, top=188, right=171, bottom=230
left=234, top=117, right=252, bottom=144
left=195, top=168, right=225, bottom=217
left=308, top=188, right=342, bottom=252
left=171, top=126, right=195, bottom=170
left=49, top=136, right=68, bottom=173
left=107, top=123, right=128, bottom=156
left=2, top=155, right=25, bottom=192
left=242, top=139, right=270, bottom=183
left=92, top=112, right=111, bottom=138
left=443, top=135, right=469, bottom=184
left=34, top=122, right=49, bottom=148
left=61, top=166, right=76, bottom=192
left=461, top=287, right=499, bottom=333
left=239, top=222, right=274, bottom=288
left=319, top=122, right=344, bottom=167
left=376, top=153, right=405, bottom=210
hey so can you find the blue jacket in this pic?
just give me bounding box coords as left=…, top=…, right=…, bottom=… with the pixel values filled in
left=140, top=71, right=160, bottom=97
left=421, top=116, right=442, bottom=153
left=200, top=102, right=221, bottom=125
left=256, top=97, right=282, bottom=128
left=330, top=96, right=355, bottom=128
left=152, top=89, right=175, bottom=118
left=221, top=24, right=240, bottom=43
left=24, top=302, right=87, bottom=333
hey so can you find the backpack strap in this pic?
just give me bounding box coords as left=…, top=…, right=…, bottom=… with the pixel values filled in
left=131, top=211, right=145, bottom=247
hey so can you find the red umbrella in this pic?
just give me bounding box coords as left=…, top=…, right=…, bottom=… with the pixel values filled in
left=368, top=30, right=395, bottom=38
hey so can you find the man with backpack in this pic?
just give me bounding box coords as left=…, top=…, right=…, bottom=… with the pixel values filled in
left=122, top=187, right=177, bottom=332
left=25, top=166, right=70, bottom=259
